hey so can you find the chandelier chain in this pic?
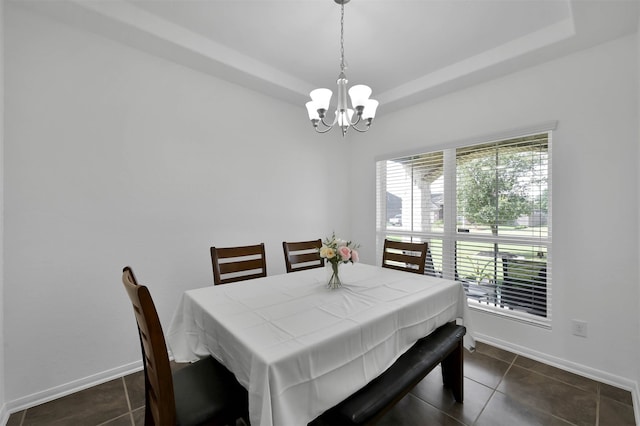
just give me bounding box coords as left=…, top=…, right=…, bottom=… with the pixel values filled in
left=340, top=2, right=345, bottom=72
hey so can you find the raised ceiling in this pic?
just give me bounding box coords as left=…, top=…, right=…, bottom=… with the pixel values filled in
left=16, top=0, right=640, bottom=112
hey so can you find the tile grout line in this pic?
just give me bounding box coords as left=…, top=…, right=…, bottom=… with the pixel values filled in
left=510, top=357, right=602, bottom=395
left=509, top=357, right=607, bottom=425
left=406, top=391, right=463, bottom=426
left=472, top=353, right=518, bottom=426
left=440, top=408, right=469, bottom=426
left=495, top=353, right=516, bottom=390
left=96, top=412, right=136, bottom=426
left=121, top=376, right=136, bottom=426
left=493, top=355, right=590, bottom=426
left=18, top=408, right=26, bottom=426
left=94, top=377, right=135, bottom=426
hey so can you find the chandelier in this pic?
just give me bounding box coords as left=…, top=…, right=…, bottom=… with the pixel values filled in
left=305, top=0, right=378, bottom=137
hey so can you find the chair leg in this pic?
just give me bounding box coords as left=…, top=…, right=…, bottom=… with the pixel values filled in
left=441, top=340, right=464, bottom=403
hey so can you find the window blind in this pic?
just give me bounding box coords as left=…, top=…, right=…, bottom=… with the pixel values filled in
left=376, top=132, right=551, bottom=321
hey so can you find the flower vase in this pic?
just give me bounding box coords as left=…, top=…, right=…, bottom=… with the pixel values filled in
left=326, top=262, right=342, bottom=289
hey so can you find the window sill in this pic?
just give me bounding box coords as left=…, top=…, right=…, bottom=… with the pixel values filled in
left=467, top=299, right=552, bottom=329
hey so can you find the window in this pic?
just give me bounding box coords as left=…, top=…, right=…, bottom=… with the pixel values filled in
left=376, top=129, right=552, bottom=324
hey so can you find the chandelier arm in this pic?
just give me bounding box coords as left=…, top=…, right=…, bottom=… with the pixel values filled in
left=313, top=115, right=337, bottom=133
left=314, top=125, right=334, bottom=134
left=348, top=122, right=370, bottom=133
left=349, top=114, right=373, bottom=132
left=321, top=115, right=338, bottom=128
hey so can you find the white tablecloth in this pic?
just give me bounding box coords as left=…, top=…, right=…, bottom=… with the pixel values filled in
left=167, top=263, right=474, bottom=426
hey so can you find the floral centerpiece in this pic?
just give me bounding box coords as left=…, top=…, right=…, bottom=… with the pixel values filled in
left=319, top=233, right=360, bottom=289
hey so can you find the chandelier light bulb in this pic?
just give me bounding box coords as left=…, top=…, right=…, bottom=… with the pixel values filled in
left=305, top=101, right=320, bottom=121
left=348, top=85, right=372, bottom=109
left=362, top=99, right=379, bottom=120
left=309, top=88, right=333, bottom=116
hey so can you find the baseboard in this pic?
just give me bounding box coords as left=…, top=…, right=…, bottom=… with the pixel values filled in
left=474, top=332, right=639, bottom=423
left=4, top=360, right=143, bottom=416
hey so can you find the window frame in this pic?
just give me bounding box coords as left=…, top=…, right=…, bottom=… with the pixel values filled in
left=375, top=122, right=555, bottom=327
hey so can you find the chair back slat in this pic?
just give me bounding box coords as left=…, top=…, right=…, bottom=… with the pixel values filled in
left=218, top=258, right=266, bottom=275
left=381, top=239, right=429, bottom=275
left=211, top=243, right=267, bottom=285
left=289, top=252, right=322, bottom=265
left=283, top=239, right=324, bottom=273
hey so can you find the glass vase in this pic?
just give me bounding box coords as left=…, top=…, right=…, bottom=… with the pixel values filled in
left=326, top=261, right=342, bottom=289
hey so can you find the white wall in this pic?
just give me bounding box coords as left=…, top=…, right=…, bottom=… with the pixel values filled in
left=0, top=0, right=6, bottom=421
left=637, top=12, right=640, bottom=419
left=349, top=34, right=639, bottom=391
left=3, top=4, right=349, bottom=407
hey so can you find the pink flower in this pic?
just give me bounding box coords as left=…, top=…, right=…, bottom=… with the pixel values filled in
left=338, top=246, right=351, bottom=261
left=351, top=250, right=359, bottom=263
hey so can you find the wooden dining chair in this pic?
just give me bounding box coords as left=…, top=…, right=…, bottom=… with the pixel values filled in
left=282, top=239, right=324, bottom=273
left=121, top=266, right=248, bottom=426
left=210, top=243, right=267, bottom=285
left=381, top=239, right=429, bottom=275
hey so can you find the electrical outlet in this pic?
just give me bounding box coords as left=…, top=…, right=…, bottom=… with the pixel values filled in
left=571, top=320, right=588, bottom=337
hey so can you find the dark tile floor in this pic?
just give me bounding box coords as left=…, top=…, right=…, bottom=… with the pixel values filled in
left=7, top=342, right=636, bottom=426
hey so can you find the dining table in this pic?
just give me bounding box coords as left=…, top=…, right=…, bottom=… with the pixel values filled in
left=167, top=262, right=474, bottom=426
